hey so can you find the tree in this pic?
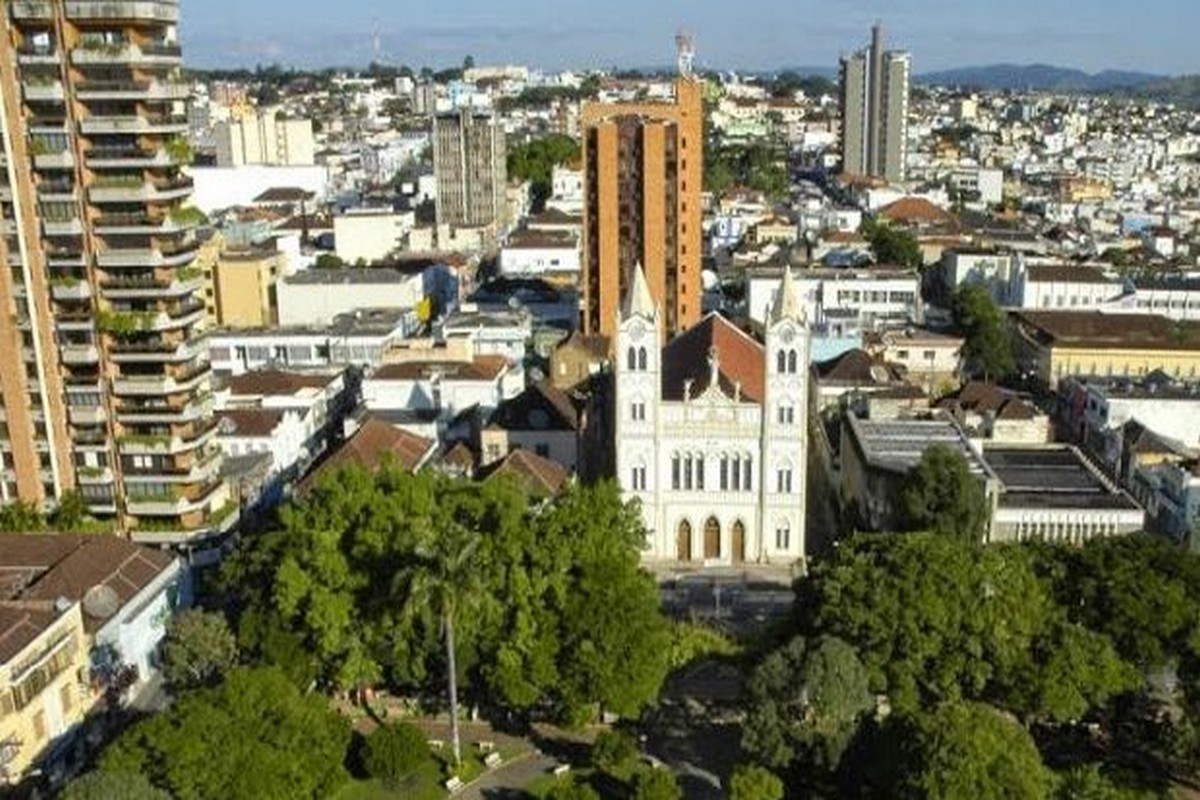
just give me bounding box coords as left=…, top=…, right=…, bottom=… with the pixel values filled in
left=631, top=767, right=683, bottom=800
left=871, top=702, right=1053, bottom=800
left=161, top=609, right=239, bottom=690
left=61, top=771, right=171, bottom=800
left=398, top=516, right=482, bottom=767
left=363, top=722, right=429, bottom=785
left=862, top=219, right=923, bottom=269
left=507, top=134, right=580, bottom=212
left=797, top=535, right=1053, bottom=712
left=743, top=636, right=873, bottom=770
left=0, top=500, right=44, bottom=532
left=1054, top=765, right=1161, bottom=799
left=50, top=490, right=91, bottom=531
left=546, top=779, right=602, bottom=800
left=314, top=253, right=345, bottom=269
left=728, top=764, right=785, bottom=800
left=897, top=444, right=989, bottom=542
left=592, top=729, right=639, bottom=780
left=102, top=667, right=351, bottom=800
left=952, top=285, right=1015, bottom=381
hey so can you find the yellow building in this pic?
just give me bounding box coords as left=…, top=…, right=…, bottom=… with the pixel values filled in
left=1013, top=311, right=1200, bottom=388
left=203, top=243, right=281, bottom=328
left=0, top=602, right=92, bottom=784
left=580, top=77, right=704, bottom=339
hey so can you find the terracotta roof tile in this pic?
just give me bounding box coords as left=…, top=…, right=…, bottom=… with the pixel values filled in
left=481, top=449, right=569, bottom=497
left=300, top=417, right=434, bottom=490
left=217, top=408, right=287, bottom=438
left=225, top=369, right=337, bottom=396
left=879, top=197, right=955, bottom=226
left=372, top=355, right=509, bottom=382
left=661, top=313, right=765, bottom=404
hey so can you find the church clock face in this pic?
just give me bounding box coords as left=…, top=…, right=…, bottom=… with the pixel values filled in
left=780, top=326, right=795, bottom=345
left=629, top=321, right=646, bottom=342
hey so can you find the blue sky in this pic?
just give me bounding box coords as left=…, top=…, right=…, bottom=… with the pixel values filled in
left=181, top=0, right=1197, bottom=75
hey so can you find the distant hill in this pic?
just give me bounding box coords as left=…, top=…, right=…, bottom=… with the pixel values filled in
left=1130, top=74, right=1200, bottom=108
left=917, top=63, right=1166, bottom=91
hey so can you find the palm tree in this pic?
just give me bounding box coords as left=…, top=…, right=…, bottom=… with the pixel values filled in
left=398, top=517, right=482, bottom=767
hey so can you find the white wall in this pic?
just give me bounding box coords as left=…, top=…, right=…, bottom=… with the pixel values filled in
left=334, top=212, right=415, bottom=263
left=498, top=245, right=580, bottom=277
left=276, top=277, right=424, bottom=327
left=188, top=165, right=330, bottom=213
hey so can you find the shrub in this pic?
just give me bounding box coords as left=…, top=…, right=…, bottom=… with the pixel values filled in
left=363, top=722, right=429, bottom=784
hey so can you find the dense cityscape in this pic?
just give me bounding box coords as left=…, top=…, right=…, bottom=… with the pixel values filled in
left=1, top=1, right=1200, bottom=798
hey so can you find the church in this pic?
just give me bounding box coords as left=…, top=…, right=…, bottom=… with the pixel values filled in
left=615, top=264, right=809, bottom=567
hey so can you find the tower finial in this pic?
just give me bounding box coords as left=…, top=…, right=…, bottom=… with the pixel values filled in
left=675, top=29, right=695, bottom=79
left=771, top=263, right=804, bottom=323
left=622, top=261, right=658, bottom=320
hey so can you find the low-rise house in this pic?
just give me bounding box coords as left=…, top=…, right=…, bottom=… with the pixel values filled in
left=479, top=448, right=570, bottom=499
left=276, top=263, right=457, bottom=328
left=208, top=308, right=411, bottom=376
left=938, top=382, right=1051, bottom=444
left=498, top=229, right=581, bottom=281
left=480, top=382, right=581, bottom=472
left=867, top=327, right=964, bottom=395
left=810, top=349, right=923, bottom=415
left=363, top=355, right=523, bottom=421
left=1013, top=264, right=1123, bottom=311
left=1012, top=311, right=1200, bottom=389
left=549, top=331, right=610, bottom=390
left=299, top=416, right=437, bottom=491
left=748, top=266, right=922, bottom=331
left=441, top=307, right=532, bottom=366
left=0, top=536, right=189, bottom=786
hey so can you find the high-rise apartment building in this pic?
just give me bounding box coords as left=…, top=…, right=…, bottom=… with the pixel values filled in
left=839, top=22, right=911, bottom=184
left=0, top=1, right=231, bottom=541
left=432, top=109, right=507, bottom=229
left=214, top=108, right=315, bottom=167
left=580, top=75, right=703, bottom=339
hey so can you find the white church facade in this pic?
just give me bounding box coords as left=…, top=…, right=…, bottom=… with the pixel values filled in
left=615, top=264, right=809, bottom=567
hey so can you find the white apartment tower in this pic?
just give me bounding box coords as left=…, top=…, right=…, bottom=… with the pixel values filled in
left=839, top=22, right=911, bottom=183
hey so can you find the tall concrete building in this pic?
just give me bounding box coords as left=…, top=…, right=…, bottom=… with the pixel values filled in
left=432, top=109, right=507, bottom=230
left=580, top=66, right=703, bottom=340
left=214, top=108, right=315, bottom=167
left=0, top=1, right=232, bottom=542
left=839, top=22, right=911, bottom=183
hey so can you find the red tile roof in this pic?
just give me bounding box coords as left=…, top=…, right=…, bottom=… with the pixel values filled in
left=481, top=449, right=569, bottom=498
left=300, top=417, right=434, bottom=490
left=372, top=355, right=509, bottom=382
left=661, top=313, right=765, bottom=404
left=225, top=368, right=337, bottom=396
left=879, top=197, right=955, bottom=226
left=217, top=408, right=287, bottom=438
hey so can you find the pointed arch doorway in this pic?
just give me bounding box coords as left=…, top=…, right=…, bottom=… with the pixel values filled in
left=704, top=516, right=721, bottom=560
left=731, top=520, right=746, bottom=564
left=676, top=520, right=692, bottom=562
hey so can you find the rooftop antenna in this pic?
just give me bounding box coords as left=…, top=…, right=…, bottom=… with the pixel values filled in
left=675, top=29, right=695, bottom=79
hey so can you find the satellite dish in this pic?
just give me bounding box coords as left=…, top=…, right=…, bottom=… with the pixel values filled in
left=869, top=365, right=890, bottom=384
left=82, top=584, right=120, bottom=620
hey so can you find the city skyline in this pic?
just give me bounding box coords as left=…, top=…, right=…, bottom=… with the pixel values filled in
left=181, top=0, right=1198, bottom=75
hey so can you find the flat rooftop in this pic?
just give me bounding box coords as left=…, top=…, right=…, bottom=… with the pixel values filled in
left=984, top=446, right=1140, bottom=511
left=848, top=414, right=992, bottom=477
left=212, top=307, right=410, bottom=338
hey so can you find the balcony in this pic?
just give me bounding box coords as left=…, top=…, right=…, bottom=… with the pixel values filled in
left=43, top=217, right=84, bottom=237
left=111, top=363, right=210, bottom=395
left=93, top=213, right=186, bottom=235
left=66, top=1, right=180, bottom=23
left=110, top=337, right=200, bottom=363
left=87, top=145, right=172, bottom=169
left=119, top=421, right=217, bottom=455
left=24, top=79, right=65, bottom=102
left=79, top=114, right=188, bottom=136
left=89, top=175, right=193, bottom=204
left=124, top=449, right=221, bottom=485
left=117, top=395, right=211, bottom=424
left=51, top=280, right=93, bottom=301
left=101, top=275, right=201, bottom=299
left=75, top=78, right=189, bottom=101
left=77, top=466, right=115, bottom=485
left=68, top=404, right=107, bottom=425
left=37, top=180, right=77, bottom=201
left=60, top=343, right=101, bottom=364
left=126, top=480, right=224, bottom=518
left=33, top=150, right=74, bottom=170
left=11, top=0, right=54, bottom=19
left=47, top=248, right=86, bottom=267
left=17, top=45, right=59, bottom=65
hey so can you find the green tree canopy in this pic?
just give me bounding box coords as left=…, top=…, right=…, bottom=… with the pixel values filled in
left=797, top=534, right=1053, bottom=712
left=952, top=284, right=1016, bottom=381
left=362, top=722, right=429, bottom=785
left=101, top=667, right=351, bottom=800
left=222, top=467, right=670, bottom=726
left=743, top=636, right=873, bottom=770
left=61, top=771, right=172, bottom=800
left=897, top=444, right=990, bottom=542
left=728, top=764, right=786, bottom=800
left=862, top=218, right=923, bottom=269
left=631, top=767, right=683, bottom=800
left=882, top=702, right=1054, bottom=800
left=161, top=609, right=239, bottom=691
left=507, top=134, right=580, bottom=211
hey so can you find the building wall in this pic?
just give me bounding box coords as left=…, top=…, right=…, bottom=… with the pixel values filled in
left=839, top=55, right=868, bottom=176
left=432, top=110, right=507, bottom=229
left=0, top=605, right=92, bottom=785
left=880, top=52, right=911, bottom=184
left=94, top=559, right=190, bottom=691
left=276, top=277, right=424, bottom=327
left=1043, top=346, right=1200, bottom=390
left=498, top=245, right=581, bottom=278
left=479, top=428, right=578, bottom=472
left=581, top=78, right=703, bottom=339
left=363, top=376, right=514, bottom=419
left=990, top=505, right=1145, bottom=544
left=215, top=110, right=315, bottom=167
left=212, top=252, right=279, bottom=328
left=333, top=212, right=414, bottom=264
